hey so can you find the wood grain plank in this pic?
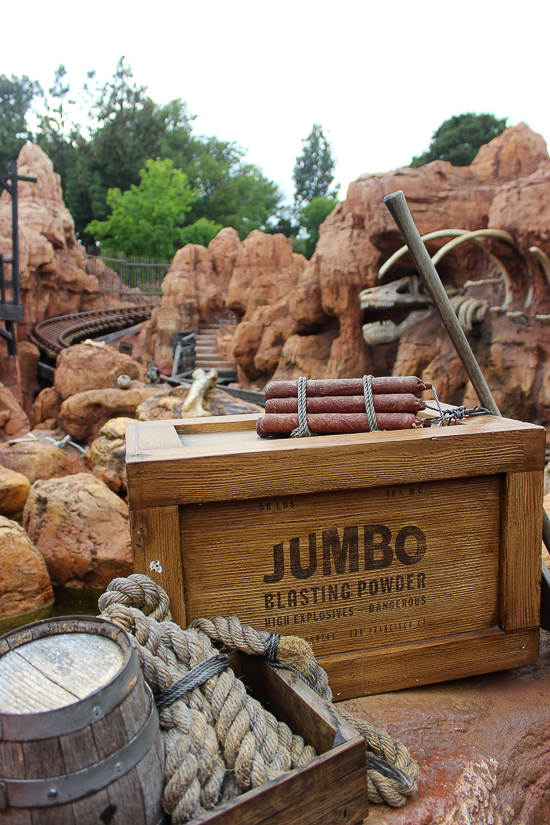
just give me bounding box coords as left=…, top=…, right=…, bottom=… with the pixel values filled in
left=253, top=767, right=368, bottom=825
left=242, top=657, right=362, bottom=754
left=175, top=414, right=260, bottom=434
left=133, top=732, right=165, bottom=825
left=0, top=650, right=79, bottom=713
left=125, top=418, right=183, bottom=457
left=0, top=806, right=32, bottom=824
left=179, top=476, right=501, bottom=660
left=30, top=804, right=75, bottom=825
left=130, top=505, right=186, bottom=629
left=15, top=633, right=123, bottom=699
left=323, top=626, right=539, bottom=700
left=126, top=416, right=545, bottom=509
left=186, top=740, right=366, bottom=825
left=105, top=769, right=147, bottom=824
left=499, top=471, right=543, bottom=631
left=312, top=792, right=368, bottom=825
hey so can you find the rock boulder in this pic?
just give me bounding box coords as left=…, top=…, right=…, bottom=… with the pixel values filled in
left=0, top=465, right=31, bottom=520
left=0, top=381, right=30, bottom=441
left=59, top=382, right=167, bottom=443
left=23, top=473, right=133, bottom=588
left=345, top=630, right=550, bottom=824
left=54, top=342, right=145, bottom=401
left=0, top=516, right=54, bottom=633
left=0, top=432, right=87, bottom=484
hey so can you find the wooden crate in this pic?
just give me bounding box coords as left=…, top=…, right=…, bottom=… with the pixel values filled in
left=186, top=653, right=369, bottom=825
left=126, top=413, right=544, bottom=700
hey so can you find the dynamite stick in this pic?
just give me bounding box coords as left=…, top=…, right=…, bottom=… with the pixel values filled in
left=265, top=376, right=431, bottom=399
left=256, top=412, right=422, bottom=437
left=265, top=393, right=425, bottom=415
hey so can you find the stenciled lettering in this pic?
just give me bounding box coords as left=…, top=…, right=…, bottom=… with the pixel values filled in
left=263, top=523, right=427, bottom=583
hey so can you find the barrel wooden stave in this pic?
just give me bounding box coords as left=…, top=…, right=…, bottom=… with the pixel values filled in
left=0, top=617, right=164, bottom=825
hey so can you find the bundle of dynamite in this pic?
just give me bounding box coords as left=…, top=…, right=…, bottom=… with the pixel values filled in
left=256, top=375, right=432, bottom=437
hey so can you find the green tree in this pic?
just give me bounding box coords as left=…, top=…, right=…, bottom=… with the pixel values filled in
left=411, top=113, right=508, bottom=167
left=0, top=74, right=42, bottom=171
left=85, top=158, right=199, bottom=258
left=37, top=65, right=82, bottom=193
left=32, top=59, right=283, bottom=245
left=293, top=123, right=339, bottom=209
left=183, top=137, right=282, bottom=239
left=299, top=196, right=338, bottom=258
left=179, top=217, right=223, bottom=247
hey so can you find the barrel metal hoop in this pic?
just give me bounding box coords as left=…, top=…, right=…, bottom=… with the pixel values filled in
left=0, top=635, right=140, bottom=742
left=0, top=697, right=159, bottom=809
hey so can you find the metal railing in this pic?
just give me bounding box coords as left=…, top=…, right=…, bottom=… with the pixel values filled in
left=87, top=248, right=168, bottom=305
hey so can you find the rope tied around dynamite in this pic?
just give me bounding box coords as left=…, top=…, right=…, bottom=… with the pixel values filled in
left=291, top=374, right=380, bottom=437
left=99, top=575, right=419, bottom=821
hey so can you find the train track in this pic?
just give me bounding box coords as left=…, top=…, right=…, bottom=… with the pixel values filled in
left=29, top=306, right=154, bottom=359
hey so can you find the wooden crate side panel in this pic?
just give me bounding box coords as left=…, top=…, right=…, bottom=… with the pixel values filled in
left=126, top=418, right=545, bottom=510
left=240, top=658, right=359, bottom=753
left=499, top=471, right=543, bottom=631
left=179, top=477, right=501, bottom=659
left=129, top=505, right=186, bottom=628
left=323, top=626, right=539, bottom=699
left=186, top=742, right=367, bottom=825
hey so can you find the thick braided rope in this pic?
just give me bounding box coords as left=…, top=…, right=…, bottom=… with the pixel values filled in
left=100, top=573, right=172, bottom=621
left=99, top=598, right=315, bottom=823
left=190, top=616, right=332, bottom=701
left=290, top=375, right=314, bottom=437
left=362, top=374, right=379, bottom=432
left=100, top=577, right=419, bottom=811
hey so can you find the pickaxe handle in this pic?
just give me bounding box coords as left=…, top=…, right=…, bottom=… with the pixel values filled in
left=383, top=190, right=550, bottom=630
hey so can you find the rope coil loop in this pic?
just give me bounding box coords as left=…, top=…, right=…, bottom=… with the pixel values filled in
left=99, top=576, right=419, bottom=820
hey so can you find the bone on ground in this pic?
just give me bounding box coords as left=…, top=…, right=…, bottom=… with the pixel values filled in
left=181, top=368, right=218, bottom=416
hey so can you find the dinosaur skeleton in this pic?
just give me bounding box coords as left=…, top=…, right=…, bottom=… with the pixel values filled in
left=361, top=228, right=532, bottom=346
left=360, top=276, right=488, bottom=345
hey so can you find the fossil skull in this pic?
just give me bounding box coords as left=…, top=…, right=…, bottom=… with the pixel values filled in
left=360, top=275, right=488, bottom=345
left=360, top=276, right=432, bottom=345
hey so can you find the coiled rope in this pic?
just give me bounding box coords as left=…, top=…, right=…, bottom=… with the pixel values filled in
left=99, top=574, right=419, bottom=820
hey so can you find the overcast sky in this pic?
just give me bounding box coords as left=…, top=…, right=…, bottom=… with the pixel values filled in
left=4, top=0, right=549, bottom=203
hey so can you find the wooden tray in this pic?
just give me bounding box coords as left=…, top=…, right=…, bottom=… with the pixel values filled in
left=187, top=653, right=368, bottom=825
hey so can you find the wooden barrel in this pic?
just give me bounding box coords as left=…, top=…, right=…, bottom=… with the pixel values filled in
left=0, top=616, right=165, bottom=824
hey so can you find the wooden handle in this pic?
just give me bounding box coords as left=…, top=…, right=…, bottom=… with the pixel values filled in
left=384, top=189, right=550, bottom=630
left=383, top=191, right=500, bottom=416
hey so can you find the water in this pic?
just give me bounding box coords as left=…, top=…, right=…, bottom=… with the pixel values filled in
left=0, top=586, right=104, bottom=636
left=51, top=585, right=104, bottom=618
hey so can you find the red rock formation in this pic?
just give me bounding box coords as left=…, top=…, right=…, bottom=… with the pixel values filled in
left=59, top=384, right=165, bottom=444
left=0, top=433, right=87, bottom=484
left=344, top=629, right=550, bottom=824
left=0, top=145, right=101, bottom=340
left=0, top=516, right=54, bottom=632
left=149, top=229, right=306, bottom=377
left=53, top=342, right=145, bottom=401
left=0, top=465, right=31, bottom=520
left=269, top=123, right=549, bottom=386
left=0, top=381, right=30, bottom=441
left=150, top=228, right=240, bottom=373
left=23, top=473, right=133, bottom=588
